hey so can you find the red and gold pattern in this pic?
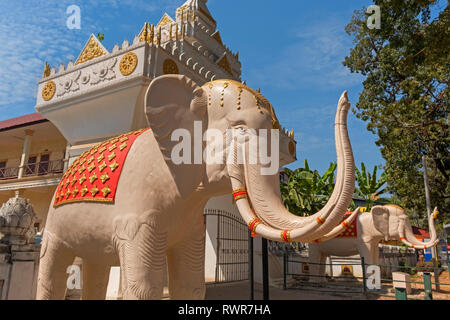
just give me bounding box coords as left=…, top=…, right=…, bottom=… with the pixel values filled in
left=336, top=211, right=358, bottom=238
left=281, top=230, right=291, bottom=243
left=232, top=188, right=248, bottom=202
left=248, top=217, right=261, bottom=236
left=54, top=128, right=149, bottom=208
left=316, top=216, right=325, bottom=225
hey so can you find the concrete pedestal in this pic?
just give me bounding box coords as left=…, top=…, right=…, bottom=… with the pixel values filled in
left=0, top=241, right=41, bottom=300
left=392, top=271, right=412, bottom=294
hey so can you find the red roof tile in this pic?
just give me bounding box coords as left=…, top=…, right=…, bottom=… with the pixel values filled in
left=0, top=113, right=46, bottom=131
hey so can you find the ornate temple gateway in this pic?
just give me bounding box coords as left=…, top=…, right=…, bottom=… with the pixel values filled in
left=36, top=0, right=295, bottom=167
left=37, top=0, right=241, bottom=161
left=0, top=0, right=297, bottom=299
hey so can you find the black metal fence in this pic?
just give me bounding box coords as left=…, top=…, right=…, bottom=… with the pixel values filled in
left=204, top=209, right=249, bottom=283
left=283, top=251, right=450, bottom=300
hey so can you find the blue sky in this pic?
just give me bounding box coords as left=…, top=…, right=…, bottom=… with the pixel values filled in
left=0, top=0, right=386, bottom=174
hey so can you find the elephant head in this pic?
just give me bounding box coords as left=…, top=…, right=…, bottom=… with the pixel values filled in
left=145, top=75, right=356, bottom=243
left=371, top=204, right=439, bottom=249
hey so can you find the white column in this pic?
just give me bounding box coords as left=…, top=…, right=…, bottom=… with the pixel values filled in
left=63, top=142, right=71, bottom=172
left=17, top=130, right=34, bottom=179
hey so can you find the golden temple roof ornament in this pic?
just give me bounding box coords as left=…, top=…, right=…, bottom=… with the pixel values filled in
left=139, top=22, right=152, bottom=43
left=157, top=26, right=162, bottom=45
left=43, top=62, right=51, bottom=78
left=157, top=13, right=175, bottom=29
left=150, top=24, right=155, bottom=44
left=75, top=34, right=108, bottom=65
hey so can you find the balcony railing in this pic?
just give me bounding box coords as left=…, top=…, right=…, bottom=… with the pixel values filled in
left=0, top=167, right=19, bottom=180
left=0, top=159, right=64, bottom=181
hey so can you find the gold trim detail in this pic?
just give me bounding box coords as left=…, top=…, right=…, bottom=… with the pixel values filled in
left=98, top=162, right=107, bottom=172
left=75, top=36, right=107, bottom=65
left=97, top=154, right=105, bottom=162
left=202, top=79, right=281, bottom=129
left=79, top=174, right=87, bottom=185
left=108, top=152, right=116, bottom=162
left=109, top=161, right=119, bottom=172
left=119, top=142, right=128, bottom=151
left=163, top=59, right=179, bottom=75
left=157, top=13, right=175, bottom=28
left=42, top=81, right=56, bottom=101
left=89, top=173, right=98, bottom=184
left=101, top=185, right=111, bottom=197
left=90, top=186, right=99, bottom=197
left=100, top=173, right=110, bottom=184
left=119, top=52, right=138, bottom=76
left=88, top=163, right=96, bottom=173
left=53, top=197, right=114, bottom=208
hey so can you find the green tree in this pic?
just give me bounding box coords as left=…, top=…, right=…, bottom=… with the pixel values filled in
left=355, top=162, right=387, bottom=210
left=343, top=0, right=449, bottom=227
left=281, top=160, right=337, bottom=216
left=97, top=33, right=105, bottom=41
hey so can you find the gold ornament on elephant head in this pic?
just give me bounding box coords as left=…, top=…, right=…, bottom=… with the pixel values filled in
left=119, top=52, right=138, bottom=76
left=42, top=81, right=56, bottom=101
left=203, top=80, right=281, bottom=129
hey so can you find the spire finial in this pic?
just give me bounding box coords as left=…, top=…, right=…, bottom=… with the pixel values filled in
left=43, top=62, right=51, bottom=78
left=150, top=24, right=155, bottom=44
left=157, top=26, right=161, bottom=45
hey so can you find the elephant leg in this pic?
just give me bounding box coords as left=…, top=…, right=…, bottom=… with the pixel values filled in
left=36, top=232, right=76, bottom=300
left=357, top=241, right=374, bottom=282
left=82, top=261, right=111, bottom=300
left=167, top=231, right=206, bottom=300
left=371, top=243, right=380, bottom=265
left=114, top=217, right=167, bottom=300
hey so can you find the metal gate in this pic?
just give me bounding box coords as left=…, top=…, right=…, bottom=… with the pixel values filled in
left=204, top=209, right=248, bottom=283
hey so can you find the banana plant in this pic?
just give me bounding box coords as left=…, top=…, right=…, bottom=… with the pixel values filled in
left=281, top=160, right=337, bottom=217
left=355, top=162, right=387, bottom=211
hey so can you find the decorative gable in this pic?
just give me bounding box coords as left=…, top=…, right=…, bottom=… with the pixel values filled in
left=157, top=13, right=175, bottom=28
left=75, top=34, right=109, bottom=65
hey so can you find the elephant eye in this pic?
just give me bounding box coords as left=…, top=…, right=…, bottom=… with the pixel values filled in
left=233, top=124, right=247, bottom=131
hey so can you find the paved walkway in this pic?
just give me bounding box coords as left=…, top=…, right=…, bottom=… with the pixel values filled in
left=205, top=281, right=368, bottom=300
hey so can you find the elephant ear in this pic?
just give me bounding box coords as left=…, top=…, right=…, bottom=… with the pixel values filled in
left=145, top=74, right=207, bottom=160
left=145, top=75, right=208, bottom=196
left=371, top=205, right=390, bottom=241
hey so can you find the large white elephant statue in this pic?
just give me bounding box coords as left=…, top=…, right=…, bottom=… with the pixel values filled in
left=37, top=75, right=357, bottom=300
left=308, top=205, right=439, bottom=281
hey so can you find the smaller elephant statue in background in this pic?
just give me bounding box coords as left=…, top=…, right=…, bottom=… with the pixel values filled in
left=308, top=205, right=439, bottom=281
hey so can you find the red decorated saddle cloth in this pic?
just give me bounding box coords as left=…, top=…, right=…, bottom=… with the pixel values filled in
left=336, top=211, right=358, bottom=238
left=54, top=128, right=149, bottom=208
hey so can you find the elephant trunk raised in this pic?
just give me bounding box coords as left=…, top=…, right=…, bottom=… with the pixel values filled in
left=227, top=91, right=357, bottom=243
left=398, top=207, right=439, bottom=249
